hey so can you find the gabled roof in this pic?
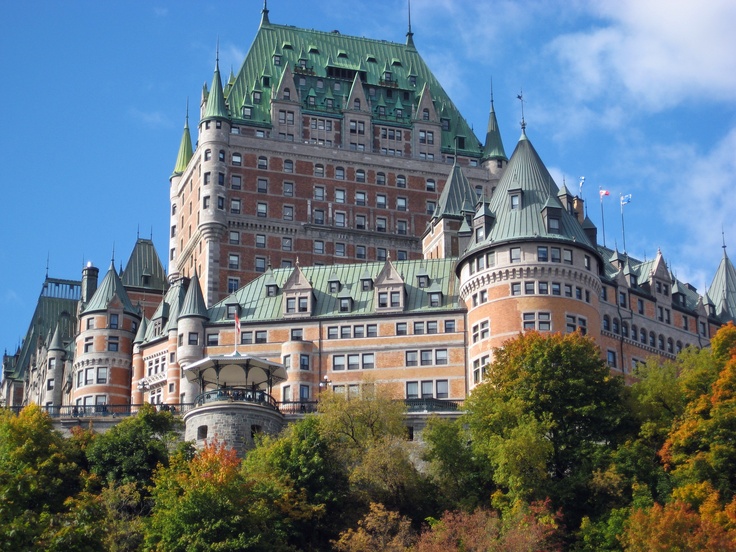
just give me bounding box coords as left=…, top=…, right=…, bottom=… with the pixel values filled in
left=208, top=258, right=460, bottom=323
left=466, top=129, right=593, bottom=253
left=217, top=13, right=482, bottom=156
left=83, top=262, right=138, bottom=316
left=708, top=249, right=736, bottom=323
left=433, top=162, right=477, bottom=220
left=121, top=238, right=167, bottom=292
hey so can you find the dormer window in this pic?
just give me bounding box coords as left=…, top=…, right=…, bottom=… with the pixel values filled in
left=475, top=228, right=484, bottom=241
left=548, top=217, right=560, bottom=233
left=266, top=284, right=278, bottom=297
left=354, top=98, right=361, bottom=110
left=429, top=292, right=442, bottom=308
left=273, top=54, right=281, bottom=66
left=262, top=76, right=270, bottom=88
left=422, top=108, right=430, bottom=120
left=384, top=71, right=392, bottom=82
left=361, top=278, right=373, bottom=291
left=283, top=88, right=291, bottom=100
left=409, top=75, right=417, bottom=86
left=329, top=281, right=340, bottom=293
left=510, top=194, right=520, bottom=210
left=339, top=298, right=352, bottom=312
left=418, top=275, right=429, bottom=288
left=226, top=305, right=238, bottom=320
left=396, top=108, right=403, bottom=118
left=253, top=91, right=262, bottom=104
left=299, top=59, right=307, bottom=68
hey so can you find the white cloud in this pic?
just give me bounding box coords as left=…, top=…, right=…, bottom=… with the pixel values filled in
left=551, top=0, right=736, bottom=110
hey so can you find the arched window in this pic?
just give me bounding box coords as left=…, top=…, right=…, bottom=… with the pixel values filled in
left=422, top=108, right=429, bottom=120
left=667, top=338, right=674, bottom=353
left=622, top=322, right=629, bottom=338
left=354, top=98, right=361, bottom=110
left=356, top=169, right=365, bottom=183
left=640, top=328, right=647, bottom=344
left=314, top=164, right=324, bottom=177
left=284, top=159, right=294, bottom=173
left=204, top=149, right=212, bottom=161
left=258, top=156, right=268, bottom=169
left=376, top=172, right=386, bottom=185
left=649, top=332, right=656, bottom=347
left=676, top=340, right=683, bottom=353
left=632, top=324, right=637, bottom=339
left=658, top=335, right=665, bottom=350
left=612, top=318, right=620, bottom=334
left=602, top=315, right=610, bottom=331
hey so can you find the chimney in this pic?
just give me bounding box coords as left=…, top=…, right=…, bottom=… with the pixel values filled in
left=81, top=262, right=99, bottom=305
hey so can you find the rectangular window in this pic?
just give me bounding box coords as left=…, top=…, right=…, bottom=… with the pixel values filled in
left=207, top=334, right=218, bottom=346
left=511, top=282, right=521, bottom=296
left=108, top=338, right=119, bottom=352
left=414, top=322, right=425, bottom=335
left=300, top=354, right=310, bottom=370
left=109, top=314, right=119, bottom=329
left=406, top=381, right=419, bottom=399
left=537, top=246, right=548, bottom=262
left=563, top=249, right=573, bottom=264
left=551, top=247, right=561, bottom=263
left=97, top=367, right=108, bottom=384
left=356, top=245, right=366, bottom=259
left=188, top=332, right=199, bottom=345
left=421, top=380, right=433, bottom=399
left=427, top=321, right=438, bottom=334
left=436, top=379, right=448, bottom=399
left=638, top=298, right=645, bottom=314
left=255, top=331, right=267, bottom=344
left=283, top=182, right=294, bottom=196
left=510, top=247, right=521, bottom=263
left=257, top=203, right=267, bottom=217
left=347, top=354, right=360, bottom=370
left=406, top=351, right=418, bottom=366
left=420, top=350, right=433, bottom=366
left=333, top=355, right=345, bottom=370
left=366, top=324, right=378, bottom=337
left=435, top=349, right=448, bottom=365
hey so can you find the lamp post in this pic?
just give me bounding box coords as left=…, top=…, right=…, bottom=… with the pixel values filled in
left=318, top=375, right=331, bottom=392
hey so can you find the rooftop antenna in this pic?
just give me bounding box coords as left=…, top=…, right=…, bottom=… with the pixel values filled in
left=516, top=88, right=526, bottom=131
left=137, top=224, right=140, bottom=240
left=490, top=76, right=495, bottom=111
left=111, top=242, right=116, bottom=265
left=723, top=225, right=727, bottom=252
left=150, top=226, right=153, bottom=240
left=45, top=252, right=49, bottom=278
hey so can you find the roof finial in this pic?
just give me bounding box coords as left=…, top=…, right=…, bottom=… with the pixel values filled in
left=150, top=226, right=153, bottom=240
left=490, top=76, right=495, bottom=111
left=216, top=37, right=220, bottom=67
left=185, top=96, right=189, bottom=126
left=111, top=242, right=116, bottom=266
left=261, top=0, right=270, bottom=26
left=406, top=0, right=415, bottom=47
left=45, top=252, right=50, bottom=278
left=137, top=224, right=140, bottom=240
left=517, top=88, right=526, bottom=131
left=723, top=225, right=727, bottom=251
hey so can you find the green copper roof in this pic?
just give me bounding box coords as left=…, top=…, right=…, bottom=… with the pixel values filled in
left=203, top=59, right=228, bottom=120
left=216, top=16, right=483, bottom=156
left=49, top=324, right=64, bottom=352
left=83, top=262, right=138, bottom=316
left=208, top=258, right=461, bottom=324
left=482, top=100, right=507, bottom=161
left=708, top=249, right=736, bottom=322
left=134, top=316, right=148, bottom=344
left=121, top=238, right=167, bottom=291
left=172, top=113, right=193, bottom=176
left=3, top=277, right=79, bottom=381
left=466, top=130, right=593, bottom=253
left=433, top=162, right=477, bottom=220
left=180, top=270, right=209, bottom=319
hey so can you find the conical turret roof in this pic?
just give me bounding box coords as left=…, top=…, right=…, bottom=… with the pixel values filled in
left=179, top=270, right=209, bottom=319
left=83, top=262, right=137, bottom=315
left=708, top=248, right=736, bottom=323
left=469, top=129, right=593, bottom=249
left=482, top=98, right=507, bottom=161
left=203, top=58, right=228, bottom=120
left=433, top=162, right=477, bottom=220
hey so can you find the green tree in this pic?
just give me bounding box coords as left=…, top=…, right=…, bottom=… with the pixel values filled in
left=0, top=405, right=84, bottom=549
left=243, top=415, right=351, bottom=550
left=421, top=416, right=494, bottom=510
left=465, top=331, right=628, bottom=530
left=86, top=403, right=182, bottom=492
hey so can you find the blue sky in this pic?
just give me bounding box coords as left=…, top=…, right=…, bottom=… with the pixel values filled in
left=1, top=0, right=735, bottom=352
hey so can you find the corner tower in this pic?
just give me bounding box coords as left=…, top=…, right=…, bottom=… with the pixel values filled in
left=456, top=127, right=603, bottom=389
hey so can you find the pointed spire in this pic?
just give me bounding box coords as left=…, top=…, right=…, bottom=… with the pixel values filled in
left=49, top=324, right=64, bottom=352
left=133, top=317, right=148, bottom=345
left=180, top=269, right=209, bottom=319
left=260, top=0, right=270, bottom=26
left=406, top=0, right=415, bottom=48
left=172, top=102, right=193, bottom=176
left=203, top=47, right=228, bottom=120
left=517, top=88, right=526, bottom=134
left=482, top=77, right=507, bottom=161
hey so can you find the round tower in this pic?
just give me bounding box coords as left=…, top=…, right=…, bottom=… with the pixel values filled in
left=458, top=128, right=603, bottom=391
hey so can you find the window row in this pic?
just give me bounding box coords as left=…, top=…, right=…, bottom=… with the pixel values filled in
left=472, top=355, right=490, bottom=385
left=282, top=384, right=311, bottom=402
left=327, top=324, right=379, bottom=339
left=405, top=349, right=448, bottom=366
left=83, top=336, right=120, bottom=353
left=396, top=320, right=455, bottom=336
left=472, top=320, right=490, bottom=342
left=510, top=281, right=590, bottom=302
left=406, top=379, right=448, bottom=399
left=313, top=241, right=408, bottom=261
left=332, top=353, right=375, bottom=370
left=283, top=354, right=311, bottom=371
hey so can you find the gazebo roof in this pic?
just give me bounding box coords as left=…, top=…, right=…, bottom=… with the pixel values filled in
left=183, top=353, right=287, bottom=388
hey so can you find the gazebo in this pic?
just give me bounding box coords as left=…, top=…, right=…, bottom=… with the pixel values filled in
left=184, top=352, right=287, bottom=409
left=182, top=353, right=288, bottom=455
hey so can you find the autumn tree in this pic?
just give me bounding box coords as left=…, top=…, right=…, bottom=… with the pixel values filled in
left=332, top=502, right=416, bottom=552
left=146, top=441, right=313, bottom=551
left=465, top=331, right=628, bottom=530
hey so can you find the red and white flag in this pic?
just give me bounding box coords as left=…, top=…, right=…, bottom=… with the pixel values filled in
left=234, top=308, right=241, bottom=336
left=599, top=189, right=610, bottom=199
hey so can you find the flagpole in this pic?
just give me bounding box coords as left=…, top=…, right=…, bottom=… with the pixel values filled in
left=599, top=187, right=607, bottom=247
left=620, top=195, right=626, bottom=254
left=620, top=194, right=631, bottom=254
left=234, top=305, right=240, bottom=354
